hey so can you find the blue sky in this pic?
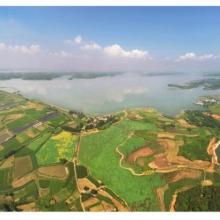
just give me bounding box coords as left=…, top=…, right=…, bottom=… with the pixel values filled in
left=0, top=7, right=220, bottom=71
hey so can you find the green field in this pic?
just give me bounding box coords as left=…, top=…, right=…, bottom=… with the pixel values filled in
left=0, top=167, right=13, bottom=191
left=36, top=131, right=78, bottom=166
left=209, top=104, right=220, bottom=114
left=27, top=132, right=51, bottom=152
left=14, top=181, right=38, bottom=205
left=6, top=108, right=51, bottom=130
left=79, top=118, right=165, bottom=210
left=178, top=126, right=218, bottom=161
left=37, top=162, right=79, bottom=211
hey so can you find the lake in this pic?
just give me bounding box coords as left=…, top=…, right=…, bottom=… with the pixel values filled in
left=0, top=72, right=219, bottom=116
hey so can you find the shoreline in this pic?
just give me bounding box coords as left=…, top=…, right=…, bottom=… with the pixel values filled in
left=0, top=87, right=200, bottom=119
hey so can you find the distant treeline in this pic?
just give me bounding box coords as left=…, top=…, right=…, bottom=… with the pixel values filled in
left=0, top=72, right=62, bottom=80
left=168, top=78, right=220, bottom=90
left=0, top=72, right=124, bottom=81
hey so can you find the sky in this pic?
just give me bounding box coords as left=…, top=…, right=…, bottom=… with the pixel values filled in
left=0, top=7, right=220, bottom=72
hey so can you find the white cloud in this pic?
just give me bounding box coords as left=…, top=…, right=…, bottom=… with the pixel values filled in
left=64, top=36, right=151, bottom=60
left=0, top=43, right=6, bottom=49
left=74, top=35, right=82, bottom=44
left=178, top=52, right=196, bottom=61
left=9, top=44, right=40, bottom=55
left=198, top=54, right=217, bottom=60
left=177, top=52, right=219, bottom=62
left=104, top=44, right=150, bottom=59
left=81, top=43, right=101, bottom=50
left=64, top=35, right=83, bottom=45
left=50, top=51, right=72, bottom=58
left=0, top=42, right=40, bottom=55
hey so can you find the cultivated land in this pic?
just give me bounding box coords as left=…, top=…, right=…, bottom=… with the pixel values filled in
left=1, top=90, right=220, bottom=211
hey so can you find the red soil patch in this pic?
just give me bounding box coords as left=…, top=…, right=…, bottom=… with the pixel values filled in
left=204, top=112, right=220, bottom=121
left=154, top=154, right=169, bottom=167
left=127, top=147, right=154, bottom=163
left=169, top=169, right=202, bottom=183
left=211, top=114, right=220, bottom=120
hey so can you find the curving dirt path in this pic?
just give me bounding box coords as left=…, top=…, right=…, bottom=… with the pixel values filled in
left=156, top=184, right=169, bottom=211
left=116, top=146, right=154, bottom=176
left=207, top=138, right=220, bottom=168
left=169, top=185, right=194, bottom=212
left=115, top=131, right=154, bottom=176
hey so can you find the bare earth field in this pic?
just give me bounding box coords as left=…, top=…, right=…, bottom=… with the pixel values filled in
left=14, top=156, right=33, bottom=180
left=128, top=147, right=154, bottom=163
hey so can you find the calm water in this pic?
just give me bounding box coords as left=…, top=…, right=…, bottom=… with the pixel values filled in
left=0, top=73, right=219, bottom=116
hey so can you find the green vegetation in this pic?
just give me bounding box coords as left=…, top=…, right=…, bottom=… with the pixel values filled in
left=76, top=165, right=88, bottom=178
left=36, top=131, right=78, bottom=166
left=27, top=133, right=51, bottom=152
left=87, top=175, right=101, bottom=187
left=178, top=128, right=212, bottom=161
left=14, top=181, right=39, bottom=205
left=47, top=114, right=67, bottom=127
left=175, top=186, right=220, bottom=211
left=0, top=137, right=23, bottom=160
left=79, top=119, right=165, bottom=210
left=2, top=89, right=220, bottom=211
left=37, top=162, right=79, bottom=211
left=0, top=167, right=13, bottom=191
left=164, top=178, right=201, bottom=210
left=209, top=104, right=220, bottom=114
left=120, top=136, right=146, bottom=156
left=0, top=72, right=63, bottom=80
left=39, top=179, right=50, bottom=189
left=168, top=78, right=220, bottom=90
left=0, top=72, right=123, bottom=81
left=184, top=110, right=220, bottom=129
left=0, top=90, right=82, bottom=211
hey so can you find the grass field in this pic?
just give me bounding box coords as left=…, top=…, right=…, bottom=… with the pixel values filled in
left=36, top=131, right=78, bottom=166
left=0, top=137, right=23, bottom=160
left=209, top=104, right=220, bottom=114
left=164, top=178, right=201, bottom=210
left=120, top=136, right=146, bottom=156
left=27, top=132, right=51, bottom=152
left=14, top=181, right=38, bottom=205
left=6, top=108, right=51, bottom=130
left=0, top=167, right=13, bottom=191
left=178, top=128, right=212, bottom=161
left=47, top=114, right=67, bottom=127
left=79, top=118, right=165, bottom=210
left=37, top=162, right=78, bottom=211
left=16, top=132, right=31, bottom=144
